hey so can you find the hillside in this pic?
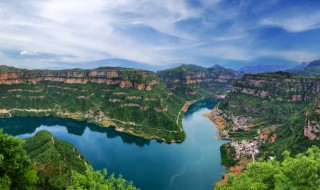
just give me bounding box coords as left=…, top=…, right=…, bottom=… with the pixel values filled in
left=213, top=71, right=320, bottom=168
left=0, top=66, right=186, bottom=142
left=24, top=130, right=88, bottom=173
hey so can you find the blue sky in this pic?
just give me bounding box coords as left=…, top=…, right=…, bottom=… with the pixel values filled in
left=1, top=0, right=320, bottom=70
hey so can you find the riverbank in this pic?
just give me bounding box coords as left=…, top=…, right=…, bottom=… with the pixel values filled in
left=205, top=105, right=253, bottom=188
left=204, top=104, right=228, bottom=139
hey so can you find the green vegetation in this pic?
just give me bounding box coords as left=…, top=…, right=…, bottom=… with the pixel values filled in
left=220, top=144, right=238, bottom=167
left=24, top=130, right=88, bottom=173
left=0, top=129, right=38, bottom=189
left=0, top=129, right=139, bottom=189
left=216, top=146, right=320, bottom=190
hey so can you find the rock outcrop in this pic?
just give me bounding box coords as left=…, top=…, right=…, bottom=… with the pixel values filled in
left=304, top=98, right=320, bottom=140
left=221, top=72, right=320, bottom=124
left=0, top=66, right=158, bottom=91
left=230, top=72, right=320, bottom=102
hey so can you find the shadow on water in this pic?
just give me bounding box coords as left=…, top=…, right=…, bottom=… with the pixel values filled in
left=184, top=98, right=218, bottom=117
left=0, top=98, right=218, bottom=147
left=0, top=116, right=150, bottom=147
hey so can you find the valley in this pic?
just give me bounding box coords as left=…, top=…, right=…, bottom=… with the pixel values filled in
left=0, top=64, right=236, bottom=142
left=2, top=61, right=320, bottom=189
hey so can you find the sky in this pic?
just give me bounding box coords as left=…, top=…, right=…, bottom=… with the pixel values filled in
left=1, top=0, right=320, bottom=70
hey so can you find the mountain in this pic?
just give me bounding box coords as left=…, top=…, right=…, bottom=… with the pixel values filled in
left=0, top=64, right=236, bottom=142
left=238, top=65, right=291, bottom=74
left=290, top=59, right=320, bottom=76
left=288, top=62, right=309, bottom=70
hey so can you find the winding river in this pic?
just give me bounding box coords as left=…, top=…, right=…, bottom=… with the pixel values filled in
left=0, top=100, right=227, bottom=190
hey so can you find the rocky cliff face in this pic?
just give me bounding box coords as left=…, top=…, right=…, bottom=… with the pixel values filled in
left=304, top=98, right=320, bottom=140
left=0, top=67, right=158, bottom=91
left=231, top=72, right=320, bottom=102
left=221, top=72, right=320, bottom=124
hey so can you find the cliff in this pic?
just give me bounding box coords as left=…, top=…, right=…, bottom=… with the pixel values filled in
left=304, top=97, right=320, bottom=140
left=0, top=66, right=158, bottom=91
left=217, top=71, right=320, bottom=167
left=221, top=72, right=320, bottom=123
left=231, top=72, right=320, bottom=102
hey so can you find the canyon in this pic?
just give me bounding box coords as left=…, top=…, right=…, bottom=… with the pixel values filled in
left=0, top=64, right=236, bottom=143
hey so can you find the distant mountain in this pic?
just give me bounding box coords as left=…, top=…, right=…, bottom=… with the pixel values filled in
left=238, top=65, right=291, bottom=74
left=157, top=64, right=236, bottom=99
left=160, top=64, right=207, bottom=73
left=290, top=59, right=320, bottom=76
left=0, top=65, right=26, bottom=72
left=288, top=62, right=309, bottom=71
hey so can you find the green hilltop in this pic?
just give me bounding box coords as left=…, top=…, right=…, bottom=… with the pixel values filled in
left=0, top=129, right=139, bottom=189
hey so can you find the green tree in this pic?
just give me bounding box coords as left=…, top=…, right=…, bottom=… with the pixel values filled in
left=0, top=129, right=38, bottom=189
left=70, top=167, right=138, bottom=190
left=216, top=146, right=320, bottom=190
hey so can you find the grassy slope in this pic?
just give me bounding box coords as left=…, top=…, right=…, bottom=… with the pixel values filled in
left=24, top=130, right=88, bottom=173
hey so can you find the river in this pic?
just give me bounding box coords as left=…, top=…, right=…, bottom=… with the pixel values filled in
left=0, top=100, right=227, bottom=190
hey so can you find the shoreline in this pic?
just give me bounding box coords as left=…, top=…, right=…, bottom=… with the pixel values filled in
left=204, top=104, right=228, bottom=139
left=204, top=104, right=248, bottom=188
left=205, top=105, right=258, bottom=188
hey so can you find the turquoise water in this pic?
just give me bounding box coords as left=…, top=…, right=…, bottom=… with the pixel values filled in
left=0, top=101, right=227, bottom=190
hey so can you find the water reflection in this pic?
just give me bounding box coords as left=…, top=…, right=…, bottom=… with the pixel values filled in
left=0, top=98, right=227, bottom=190
left=0, top=116, right=150, bottom=147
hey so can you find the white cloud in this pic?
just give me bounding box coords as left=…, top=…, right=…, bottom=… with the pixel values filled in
left=0, top=0, right=200, bottom=67
left=20, top=50, right=39, bottom=55
left=0, top=1, right=319, bottom=69
left=260, top=10, right=320, bottom=32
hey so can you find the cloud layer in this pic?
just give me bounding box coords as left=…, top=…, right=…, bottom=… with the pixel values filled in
left=1, top=0, right=320, bottom=69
